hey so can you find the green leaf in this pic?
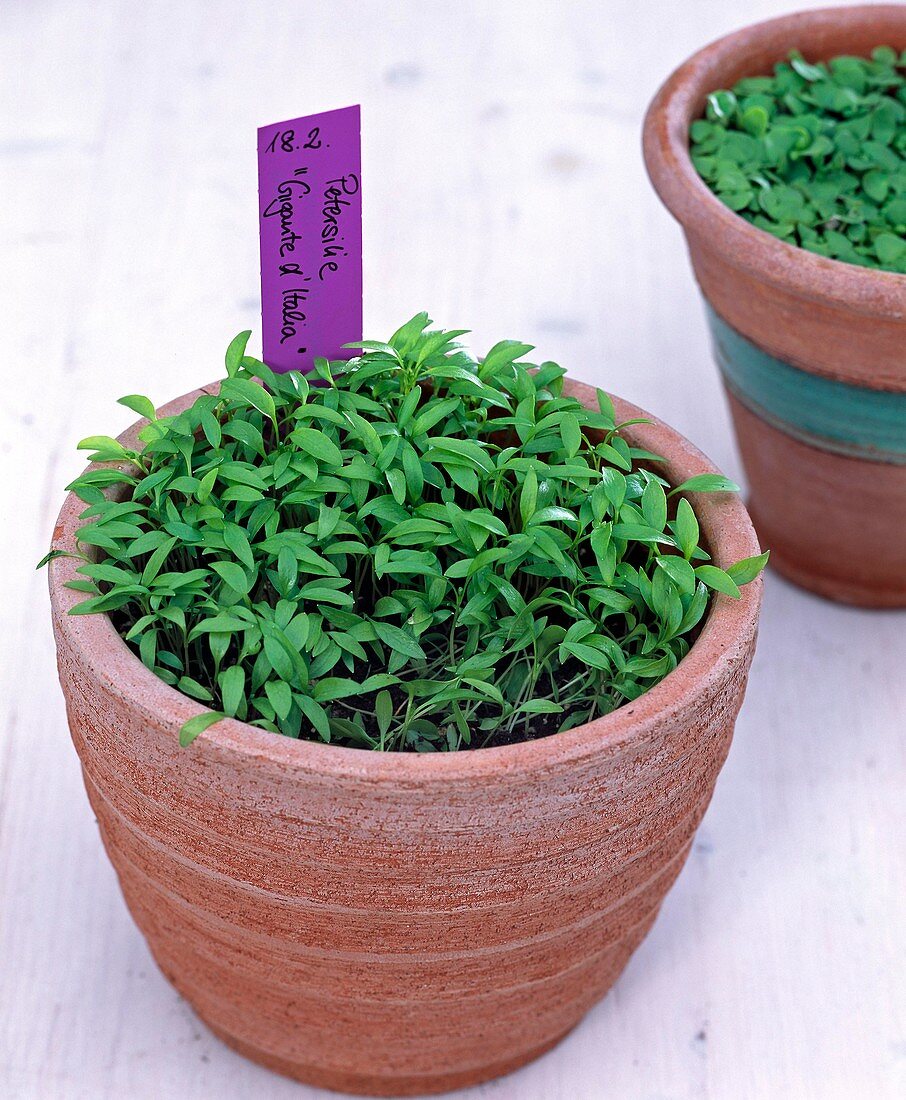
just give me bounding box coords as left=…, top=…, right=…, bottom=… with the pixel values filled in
left=36, top=549, right=72, bottom=569
left=277, top=546, right=297, bottom=592
left=311, top=677, right=362, bottom=702
left=612, top=522, right=673, bottom=545
left=292, top=426, right=343, bottom=466
left=220, top=377, right=276, bottom=424
left=225, top=330, right=252, bottom=377
left=656, top=555, right=697, bottom=593
left=412, top=396, right=461, bottom=436
left=77, top=435, right=129, bottom=457
left=343, top=339, right=401, bottom=359
left=118, top=394, right=157, bottom=421
left=519, top=467, right=538, bottom=529
left=695, top=565, right=741, bottom=599
left=529, top=506, right=578, bottom=527
left=670, top=474, right=740, bottom=495
left=223, top=524, right=255, bottom=569
left=561, top=641, right=611, bottom=671
left=219, top=666, right=245, bottom=717
left=355, top=672, right=396, bottom=693
left=876, top=233, right=906, bottom=266
left=596, top=389, right=616, bottom=425
left=517, top=699, right=563, bottom=715
left=386, top=467, right=407, bottom=505
left=726, top=550, right=770, bottom=586
left=178, top=675, right=214, bottom=702
left=560, top=413, right=581, bottom=457
left=263, top=635, right=296, bottom=681
left=375, top=690, right=393, bottom=737
left=789, top=53, right=825, bottom=82
left=740, top=105, right=769, bottom=137
left=297, top=584, right=353, bottom=607
left=210, top=560, right=251, bottom=594
left=673, top=497, right=699, bottom=560
left=297, top=695, right=331, bottom=741
left=265, top=679, right=293, bottom=720
left=641, top=479, right=668, bottom=532
left=179, top=710, right=224, bottom=747
left=373, top=621, right=425, bottom=660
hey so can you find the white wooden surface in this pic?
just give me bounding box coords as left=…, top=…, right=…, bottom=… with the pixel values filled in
left=1, top=1, right=904, bottom=1097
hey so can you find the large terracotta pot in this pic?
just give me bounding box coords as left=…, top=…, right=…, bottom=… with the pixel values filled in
left=643, top=5, right=906, bottom=608
left=49, top=381, right=762, bottom=1096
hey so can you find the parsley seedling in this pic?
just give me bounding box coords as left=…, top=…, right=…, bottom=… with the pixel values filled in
left=691, top=47, right=906, bottom=273
left=43, top=317, right=766, bottom=750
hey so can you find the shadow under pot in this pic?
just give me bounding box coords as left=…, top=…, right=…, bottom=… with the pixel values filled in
left=49, top=382, right=761, bottom=1097
left=643, top=3, right=906, bottom=608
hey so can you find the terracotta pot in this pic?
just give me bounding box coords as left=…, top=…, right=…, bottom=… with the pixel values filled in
left=643, top=4, right=906, bottom=608
left=49, top=381, right=762, bottom=1096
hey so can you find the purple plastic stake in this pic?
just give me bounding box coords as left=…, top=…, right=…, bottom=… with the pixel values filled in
left=257, top=106, right=362, bottom=373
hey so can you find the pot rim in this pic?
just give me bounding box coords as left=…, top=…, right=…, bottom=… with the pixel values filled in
left=642, top=4, right=906, bottom=318
left=49, top=379, right=762, bottom=784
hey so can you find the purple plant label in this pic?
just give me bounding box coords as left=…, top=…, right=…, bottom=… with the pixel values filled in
left=257, top=106, right=362, bottom=373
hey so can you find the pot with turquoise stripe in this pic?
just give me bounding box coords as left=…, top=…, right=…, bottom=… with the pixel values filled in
left=708, top=308, right=906, bottom=464
left=643, top=4, right=906, bottom=607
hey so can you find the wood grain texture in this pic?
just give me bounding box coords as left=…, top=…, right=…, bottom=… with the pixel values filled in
left=1, top=1, right=904, bottom=1098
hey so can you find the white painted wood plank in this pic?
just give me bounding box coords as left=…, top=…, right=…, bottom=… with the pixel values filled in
left=1, top=1, right=903, bottom=1097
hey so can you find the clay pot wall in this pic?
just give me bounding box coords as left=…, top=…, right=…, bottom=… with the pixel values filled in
left=644, top=5, right=906, bottom=606
left=49, top=383, right=762, bottom=1095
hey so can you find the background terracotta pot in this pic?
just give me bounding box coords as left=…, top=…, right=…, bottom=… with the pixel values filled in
left=49, top=381, right=762, bottom=1096
left=643, top=4, right=906, bottom=608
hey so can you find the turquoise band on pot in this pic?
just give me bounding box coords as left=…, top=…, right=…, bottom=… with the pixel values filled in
left=705, top=307, right=906, bottom=465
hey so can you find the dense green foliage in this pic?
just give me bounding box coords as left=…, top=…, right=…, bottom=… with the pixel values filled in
left=690, top=47, right=906, bottom=273
left=45, top=316, right=766, bottom=751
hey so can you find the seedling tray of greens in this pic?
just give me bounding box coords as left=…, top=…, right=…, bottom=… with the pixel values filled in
left=44, top=315, right=766, bottom=751
left=690, top=47, right=906, bottom=272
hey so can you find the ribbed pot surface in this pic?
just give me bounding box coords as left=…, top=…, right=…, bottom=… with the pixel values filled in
left=50, top=382, right=762, bottom=1095
left=643, top=4, right=906, bottom=607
